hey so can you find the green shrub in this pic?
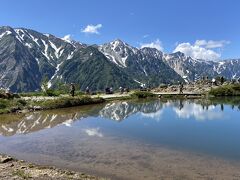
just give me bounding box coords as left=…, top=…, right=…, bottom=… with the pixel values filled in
left=44, top=89, right=60, bottom=97
left=17, top=99, right=27, bottom=106
left=131, top=91, right=156, bottom=98
left=0, top=99, right=27, bottom=114
left=0, top=99, right=9, bottom=109
left=0, top=102, right=7, bottom=109
left=74, top=91, right=85, bottom=96
left=209, top=85, right=240, bottom=96
left=159, top=84, right=168, bottom=88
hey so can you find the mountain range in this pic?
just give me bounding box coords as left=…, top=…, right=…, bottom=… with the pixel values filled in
left=0, top=26, right=239, bottom=92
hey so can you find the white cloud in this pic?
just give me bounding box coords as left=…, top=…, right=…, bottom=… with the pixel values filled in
left=84, top=128, right=103, bottom=137
left=174, top=42, right=221, bottom=61
left=81, top=24, right=102, bottom=34
left=61, top=34, right=72, bottom=43
left=140, top=39, right=163, bottom=51
left=174, top=103, right=223, bottom=121
left=195, top=40, right=230, bottom=49
left=174, top=39, right=230, bottom=61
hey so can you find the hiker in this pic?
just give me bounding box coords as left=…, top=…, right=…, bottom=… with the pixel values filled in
left=85, top=86, right=90, bottom=94
left=220, top=76, right=224, bottom=85
left=212, top=78, right=216, bottom=86
left=119, top=87, right=123, bottom=94
left=124, top=87, right=129, bottom=94
left=179, top=82, right=183, bottom=94
left=110, top=87, right=113, bottom=94
left=105, top=87, right=110, bottom=94
left=70, top=83, right=75, bottom=97
left=5, top=88, right=13, bottom=99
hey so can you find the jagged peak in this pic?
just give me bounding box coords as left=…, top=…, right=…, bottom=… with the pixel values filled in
left=140, top=46, right=162, bottom=53
left=109, top=38, right=129, bottom=47
left=171, top=51, right=185, bottom=57
left=112, top=38, right=124, bottom=43
left=105, top=39, right=132, bottom=48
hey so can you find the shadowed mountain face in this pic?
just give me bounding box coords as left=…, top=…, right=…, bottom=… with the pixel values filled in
left=0, top=26, right=240, bottom=92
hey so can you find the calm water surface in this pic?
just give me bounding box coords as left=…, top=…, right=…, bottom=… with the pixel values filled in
left=0, top=98, right=240, bottom=179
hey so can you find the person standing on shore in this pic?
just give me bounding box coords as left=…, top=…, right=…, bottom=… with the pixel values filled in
left=70, top=83, right=75, bottom=97
left=85, top=86, right=90, bottom=95
left=179, top=82, right=183, bottom=94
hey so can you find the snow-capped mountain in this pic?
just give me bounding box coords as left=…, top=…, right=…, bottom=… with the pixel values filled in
left=99, top=39, right=137, bottom=68
left=0, top=26, right=138, bottom=92
left=213, top=59, right=240, bottom=80
left=0, top=26, right=239, bottom=92
left=99, top=39, right=183, bottom=87
left=164, top=52, right=240, bottom=82
left=0, top=26, right=83, bottom=91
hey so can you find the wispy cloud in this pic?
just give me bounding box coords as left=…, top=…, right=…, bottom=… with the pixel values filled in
left=143, top=34, right=150, bottom=39
left=194, top=40, right=230, bottom=49
left=81, top=24, right=102, bottom=34
left=140, top=39, right=163, bottom=51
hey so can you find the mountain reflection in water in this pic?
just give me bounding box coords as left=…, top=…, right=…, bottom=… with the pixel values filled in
left=0, top=98, right=239, bottom=136
left=0, top=98, right=240, bottom=179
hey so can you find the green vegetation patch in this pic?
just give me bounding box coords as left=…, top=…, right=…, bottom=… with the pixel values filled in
left=12, top=170, right=31, bottom=179
left=0, top=99, right=27, bottom=114
left=131, top=91, right=157, bottom=98
left=34, top=96, right=105, bottom=109
left=209, top=84, right=240, bottom=96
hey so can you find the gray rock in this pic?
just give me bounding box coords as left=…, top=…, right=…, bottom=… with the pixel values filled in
left=0, top=156, right=13, bottom=163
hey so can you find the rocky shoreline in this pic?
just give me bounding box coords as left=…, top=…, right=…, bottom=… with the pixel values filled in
left=0, top=154, right=107, bottom=180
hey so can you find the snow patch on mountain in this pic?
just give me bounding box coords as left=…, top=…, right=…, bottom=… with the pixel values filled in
left=134, top=79, right=145, bottom=87
left=99, top=45, right=128, bottom=68
left=0, top=30, right=12, bottom=39
left=41, top=39, right=51, bottom=60
left=15, top=29, right=25, bottom=41
left=48, top=61, right=64, bottom=88
left=99, top=39, right=138, bottom=68
left=25, top=42, right=33, bottom=48
left=67, top=51, right=75, bottom=60
left=28, top=33, right=40, bottom=46
left=49, top=41, right=63, bottom=58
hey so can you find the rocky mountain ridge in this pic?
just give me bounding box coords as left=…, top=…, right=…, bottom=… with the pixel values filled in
left=0, top=26, right=239, bottom=92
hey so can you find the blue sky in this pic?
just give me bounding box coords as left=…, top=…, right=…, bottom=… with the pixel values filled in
left=0, top=0, right=240, bottom=60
